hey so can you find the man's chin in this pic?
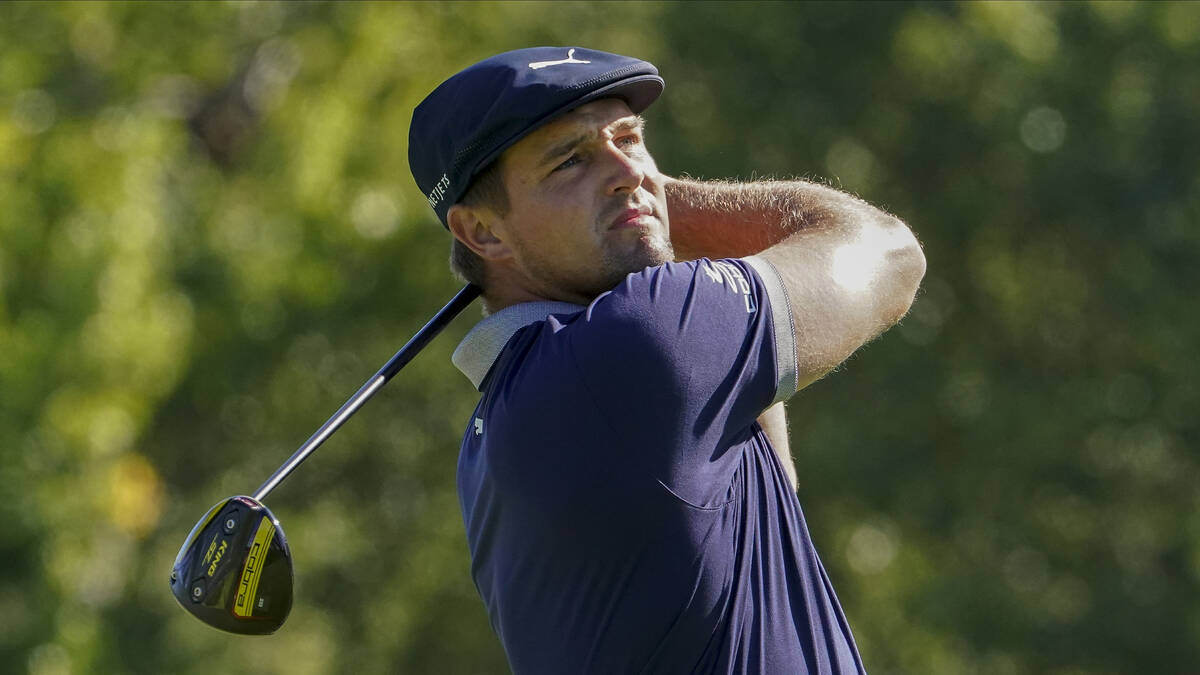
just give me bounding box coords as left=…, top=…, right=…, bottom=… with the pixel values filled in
left=619, top=246, right=672, bottom=279
left=626, top=229, right=674, bottom=266
left=598, top=238, right=673, bottom=288
left=646, top=236, right=675, bottom=269
left=561, top=233, right=674, bottom=299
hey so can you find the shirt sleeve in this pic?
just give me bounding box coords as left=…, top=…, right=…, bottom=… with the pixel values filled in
left=561, top=257, right=798, bottom=506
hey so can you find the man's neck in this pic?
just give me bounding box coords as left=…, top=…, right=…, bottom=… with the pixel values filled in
left=480, top=288, right=543, bottom=317
left=480, top=265, right=594, bottom=315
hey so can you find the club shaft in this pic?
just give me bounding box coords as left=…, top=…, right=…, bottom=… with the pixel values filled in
left=252, top=284, right=481, bottom=501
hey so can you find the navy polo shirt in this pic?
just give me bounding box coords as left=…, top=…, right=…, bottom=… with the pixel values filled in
left=452, top=257, right=865, bottom=675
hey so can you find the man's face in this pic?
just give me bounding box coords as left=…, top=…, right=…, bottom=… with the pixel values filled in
left=490, top=98, right=673, bottom=304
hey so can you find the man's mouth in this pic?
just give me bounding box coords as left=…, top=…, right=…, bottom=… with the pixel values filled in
left=609, top=205, right=655, bottom=231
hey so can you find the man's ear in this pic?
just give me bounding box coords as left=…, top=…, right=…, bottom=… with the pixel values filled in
left=446, top=204, right=512, bottom=260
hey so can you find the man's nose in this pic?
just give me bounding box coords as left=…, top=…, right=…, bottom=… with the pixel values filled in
left=604, top=143, right=646, bottom=194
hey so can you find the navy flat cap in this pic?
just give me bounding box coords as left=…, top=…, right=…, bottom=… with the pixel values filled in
left=409, top=47, right=665, bottom=227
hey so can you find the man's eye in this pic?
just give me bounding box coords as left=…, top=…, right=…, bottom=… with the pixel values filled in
left=616, top=134, right=641, bottom=148
left=554, top=154, right=580, bottom=171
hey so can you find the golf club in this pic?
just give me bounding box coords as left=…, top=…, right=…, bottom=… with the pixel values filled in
left=169, top=284, right=481, bottom=635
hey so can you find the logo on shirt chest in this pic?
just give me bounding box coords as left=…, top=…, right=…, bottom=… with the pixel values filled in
left=474, top=417, right=484, bottom=436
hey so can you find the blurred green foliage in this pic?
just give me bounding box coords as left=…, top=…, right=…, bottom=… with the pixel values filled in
left=1, top=1, right=1198, bottom=673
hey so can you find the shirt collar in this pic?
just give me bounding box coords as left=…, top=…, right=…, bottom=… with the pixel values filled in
left=452, top=301, right=585, bottom=390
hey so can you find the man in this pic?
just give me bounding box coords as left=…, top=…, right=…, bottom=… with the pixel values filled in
left=408, top=47, right=925, bottom=674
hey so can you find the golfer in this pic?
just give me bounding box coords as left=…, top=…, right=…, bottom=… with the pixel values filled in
left=409, top=47, right=925, bottom=674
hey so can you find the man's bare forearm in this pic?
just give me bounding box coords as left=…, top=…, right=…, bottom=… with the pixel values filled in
left=665, top=176, right=875, bottom=261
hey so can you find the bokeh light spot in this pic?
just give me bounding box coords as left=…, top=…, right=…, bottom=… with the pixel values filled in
left=847, top=522, right=900, bottom=575
left=1019, top=106, right=1067, bottom=153
left=352, top=188, right=401, bottom=240
left=105, top=453, right=165, bottom=539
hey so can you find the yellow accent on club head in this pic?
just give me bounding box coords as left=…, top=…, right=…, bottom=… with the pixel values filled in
left=233, top=516, right=275, bottom=618
left=182, top=500, right=226, bottom=559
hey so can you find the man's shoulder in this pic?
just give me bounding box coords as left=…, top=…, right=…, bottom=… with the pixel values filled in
left=592, top=258, right=767, bottom=320
left=452, top=300, right=585, bottom=390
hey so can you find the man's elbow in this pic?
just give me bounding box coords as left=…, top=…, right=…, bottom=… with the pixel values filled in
left=881, top=217, right=926, bottom=325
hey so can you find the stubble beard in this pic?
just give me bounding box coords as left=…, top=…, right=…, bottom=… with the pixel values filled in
left=594, top=228, right=675, bottom=293
left=521, top=225, right=675, bottom=304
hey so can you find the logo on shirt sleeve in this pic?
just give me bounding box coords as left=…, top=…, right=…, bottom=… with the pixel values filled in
left=703, top=261, right=757, bottom=314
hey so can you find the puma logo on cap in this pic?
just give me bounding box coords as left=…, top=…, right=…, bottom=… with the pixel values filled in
left=528, top=48, right=591, bottom=70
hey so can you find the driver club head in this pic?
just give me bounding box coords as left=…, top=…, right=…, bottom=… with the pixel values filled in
left=169, top=496, right=294, bottom=635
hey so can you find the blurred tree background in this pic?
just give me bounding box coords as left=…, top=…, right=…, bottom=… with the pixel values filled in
left=1, top=1, right=1198, bottom=673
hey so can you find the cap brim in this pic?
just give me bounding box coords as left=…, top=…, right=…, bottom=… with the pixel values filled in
left=574, top=73, right=664, bottom=115
left=472, top=74, right=665, bottom=176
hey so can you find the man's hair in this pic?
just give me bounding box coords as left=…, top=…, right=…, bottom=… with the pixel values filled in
left=449, top=159, right=509, bottom=288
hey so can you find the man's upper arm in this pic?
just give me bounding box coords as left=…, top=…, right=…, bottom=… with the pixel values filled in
left=751, top=210, right=926, bottom=392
